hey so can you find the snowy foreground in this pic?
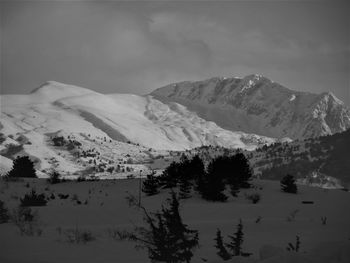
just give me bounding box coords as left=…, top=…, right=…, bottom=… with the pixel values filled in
left=0, top=178, right=349, bottom=263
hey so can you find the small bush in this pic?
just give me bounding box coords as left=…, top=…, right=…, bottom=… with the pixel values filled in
left=245, top=193, right=261, bottom=204
left=281, top=174, right=297, bottom=194
left=255, top=216, right=262, bottom=224
left=286, top=209, right=299, bottom=222
left=0, top=200, right=9, bottom=223
left=20, top=190, right=47, bottom=207
left=63, top=227, right=95, bottom=244
left=47, top=171, right=61, bottom=184
left=287, top=235, right=301, bottom=252
left=10, top=206, right=42, bottom=236
left=77, top=176, right=86, bottom=182
left=107, top=228, right=133, bottom=241
left=58, top=193, right=69, bottom=199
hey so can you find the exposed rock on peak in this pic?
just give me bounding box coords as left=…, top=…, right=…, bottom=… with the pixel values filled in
left=151, top=75, right=350, bottom=139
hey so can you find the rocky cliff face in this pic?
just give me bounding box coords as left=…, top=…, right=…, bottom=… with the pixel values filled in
left=151, top=74, right=350, bottom=139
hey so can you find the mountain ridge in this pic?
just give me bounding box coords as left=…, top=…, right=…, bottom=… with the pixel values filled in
left=151, top=74, right=350, bottom=139
left=0, top=81, right=275, bottom=176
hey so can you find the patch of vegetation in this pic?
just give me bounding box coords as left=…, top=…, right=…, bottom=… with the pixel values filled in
left=20, top=189, right=47, bottom=207
left=126, top=192, right=199, bottom=263
left=281, top=174, right=297, bottom=194
left=61, top=227, right=96, bottom=244
left=245, top=192, right=261, bottom=204
left=0, top=200, right=9, bottom=223
left=214, top=219, right=251, bottom=260
left=10, top=206, right=42, bottom=236
left=47, top=171, right=62, bottom=184
left=286, top=235, right=301, bottom=252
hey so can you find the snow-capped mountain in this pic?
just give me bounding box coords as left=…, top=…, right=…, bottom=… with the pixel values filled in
left=151, top=74, right=350, bottom=139
left=0, top=81, right=274, bottom=176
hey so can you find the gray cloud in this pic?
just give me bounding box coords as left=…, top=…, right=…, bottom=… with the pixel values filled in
left=0, top=0, right=349, bottom=105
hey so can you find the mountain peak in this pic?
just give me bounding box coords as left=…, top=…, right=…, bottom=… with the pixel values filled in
left=151, top=75, right=350, bottom=139
left=30, top=81, right=97, bottom=101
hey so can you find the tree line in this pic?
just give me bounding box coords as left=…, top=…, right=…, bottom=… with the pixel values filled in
left=143, top=152, right=253, bottom=201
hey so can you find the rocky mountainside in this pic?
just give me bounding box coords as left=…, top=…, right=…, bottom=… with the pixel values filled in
left=151, top=74, right=350, bottom=139
left=250, top=129, right=350, bottom=188
left=182, top=129, right=350, bottom=189
left=0, top=81, right=274, bottom=176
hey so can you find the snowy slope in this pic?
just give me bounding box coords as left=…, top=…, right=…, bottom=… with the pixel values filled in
left=151, top=74, right=350, bottom=139
left=0, top=81, right=274, bottom=175
left=0, top=179, right=349, bottom=263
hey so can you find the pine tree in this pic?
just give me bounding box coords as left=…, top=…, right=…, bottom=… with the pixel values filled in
left=7, top=156, right=37, bottom=178
left=179, top=176, right=192, bottom=199
left=232, top=153, right=252, bottom=188
left=201, top=160, right=227, bottom=202
left=134, top=192, right=199, bottom=263
left=158, top=162, right=179, bottom=188
left=214, top=229, right=231, bottom=261
left=162, top=192, right=199, bottom=263
left=280, top=174, right=297, bottom=194
left=188, top=155, right=205, bottom=181
left=226, top=219, right=244, bottom=257
left=142, top=173, right=160, bottom=196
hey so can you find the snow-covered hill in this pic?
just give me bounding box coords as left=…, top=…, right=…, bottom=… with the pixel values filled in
left=151, top=74, right=350, bottom=139
left=0, top=81, right=274, bottom=176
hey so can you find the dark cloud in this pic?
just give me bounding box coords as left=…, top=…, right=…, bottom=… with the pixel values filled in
left=0, top=0, right=349, bottom=105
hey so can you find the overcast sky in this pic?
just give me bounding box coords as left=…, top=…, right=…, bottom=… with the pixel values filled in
left=1, top=0, right=349, bottom=105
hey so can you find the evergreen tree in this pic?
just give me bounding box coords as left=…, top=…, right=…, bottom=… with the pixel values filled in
left=280, top=174, right=297, bottom=194
left=232, top=153, right=252, bottom=188
left=142, top=173, right=160, bottom=196
left=179, top=176, right=192, bottom=199
left=134, top=192, right=199, bottom=263
left=200, top=160, right=227, bottom=202
left=7, top=156, right=37, bottom=178
left=158, top=162, right=179, bottom=188
left=162, top=192, right=199, bottom=263
left=226, top=219, right=244, bottom=257
left=214, top=229, right=231, bottom=261
left=190, top=155, right=205, bottom=180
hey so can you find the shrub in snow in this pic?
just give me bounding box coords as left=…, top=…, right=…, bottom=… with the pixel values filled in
left=10, top=206, right=42, bottom=236
left=286, top=209, right=299, bottom=222
left=255, top=216, right=262, bottom=224
left=245, top=192, right=261, bottom=204
left=6, top=156, right=37, bottom=178
left=286, top=235, right=301, bottom=252
left=20, top=189, right=47, bottom=207
left=0, top=200, right=9, bottom=223
left=47, top=171, right=61, bottom=184
left=63, top=227, right=95, bottom=244
left=280, top=174, right=297, bottom=194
